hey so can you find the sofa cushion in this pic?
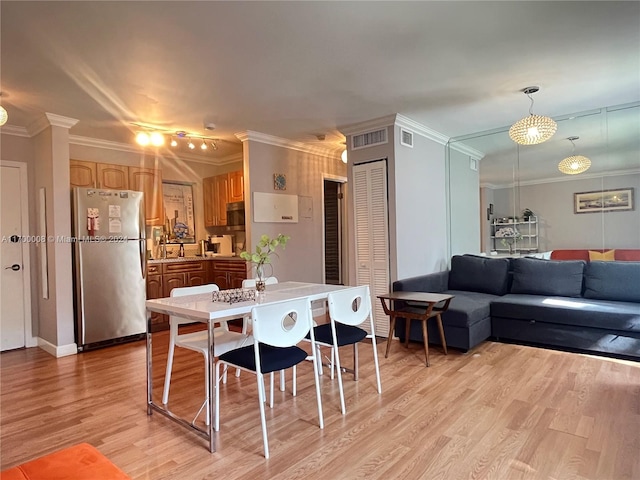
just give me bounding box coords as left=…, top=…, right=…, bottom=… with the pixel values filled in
left=510, top=258, right=585, bottom=298
left=448, top=255, right=510, bottom=296
left=589, top=249, right=615, bottom=261
left=439, top=290, right=498, bottom=327
left=491, top=294, right=640, bottom=333
left=584, top=261, right=640, bottom=302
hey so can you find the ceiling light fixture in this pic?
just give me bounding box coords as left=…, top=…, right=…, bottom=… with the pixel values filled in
left=187, top=138, right=195, bottom=150
left=200, top=139, right=207, bottom=150
left=210, top=141, right=218, bottom=150
left=509, top=86, right=557, bottom=145
left=136, top=132, right=150, bottom=146
left=558, top=136, right=591, bottom=175
left=0, top=93, right=7, bottom=126
left=150, top=131, right=165, bottom=147
left=170, top=136, right=178, bottom=147
left=341, top=149, right=348, bottom=163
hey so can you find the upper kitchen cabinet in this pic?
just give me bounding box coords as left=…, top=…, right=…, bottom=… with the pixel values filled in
left=228, top=170, right=244, bottom=203
left=70, top=159, right=97, bottom=188
left=97, top=164, right=129, bottom=190
left=203, top=176, right=216, bottom=227
left=70, top=160, right=129, bottom=190
left=203, top=171, right=243, bottom=227
left=129, top=167, right=164, bottom=226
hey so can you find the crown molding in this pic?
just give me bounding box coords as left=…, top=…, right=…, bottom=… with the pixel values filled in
left=448, top=140, right=485, bottom=160
left=70, top=134, right=142, bottom=153
left=394, top=114, right=449, bottom=146
left=338, top=115, right=396, bottom=137
left=481, top=167, right=640, bottom=189
left=235, top=130, right=341, bottom=159
left=26, top=113, right=79, bottom=137
left=0, top=125, right=29, bottom=137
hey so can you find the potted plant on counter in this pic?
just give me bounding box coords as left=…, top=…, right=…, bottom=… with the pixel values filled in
left=240, top=234, right=290, bottom=291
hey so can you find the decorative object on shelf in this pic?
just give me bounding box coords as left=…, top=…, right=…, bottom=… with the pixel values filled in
left=273, top=173, right=287, bottom=191
left=495, top=227, right=522, bottom=255
left=558, top=136, right=591, bottom=175
left=522, top=208, right=535, bottom=221
left=574, top=188, right=634, bottom=214
left=239, top=233, right=290, bottom=291
left=509, top=86, right=557, bottom=145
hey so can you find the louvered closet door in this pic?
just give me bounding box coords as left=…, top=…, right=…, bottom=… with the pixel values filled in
left=353, top=161, right=390, bottom=337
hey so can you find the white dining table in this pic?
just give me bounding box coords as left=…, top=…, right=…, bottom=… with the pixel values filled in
left=145, top=281, right=348, bottom=452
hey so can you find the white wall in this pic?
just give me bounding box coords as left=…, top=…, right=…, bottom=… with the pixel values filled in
left=492, top=173, right=640, bottom=250
left=243, top=139, right=346, bottom=283
left=448, top=149, right=480, bottom=256
left=393, top=127, right=448, bottom=279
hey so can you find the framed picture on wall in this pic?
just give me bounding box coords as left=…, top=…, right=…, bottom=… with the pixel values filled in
left=574, top=188, right=634, bottom=214
left=162, top=181, right=196, bottom=243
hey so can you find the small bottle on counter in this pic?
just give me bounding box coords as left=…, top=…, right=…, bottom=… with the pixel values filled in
left=179, top=243, right=185, bottom=257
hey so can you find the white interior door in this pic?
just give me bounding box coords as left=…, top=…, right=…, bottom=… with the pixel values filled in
left=1, top=164, right=28, bottom=350
left=353, top=160, right=390, bottom=336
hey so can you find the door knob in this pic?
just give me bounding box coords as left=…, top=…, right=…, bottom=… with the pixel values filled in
left=4, top=264, right=21, bottom=271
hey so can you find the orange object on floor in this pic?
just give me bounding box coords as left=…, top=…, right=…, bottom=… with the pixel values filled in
left=0, top=443, right=130, bottom=480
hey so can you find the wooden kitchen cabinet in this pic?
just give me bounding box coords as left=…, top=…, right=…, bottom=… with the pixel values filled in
left=203, top=171, right=244, bottom=227
left=209, top=259, right=247, bottom=290
left=147, top=260, right=209, bottom=331
left=146, top=264, right=166, bottom=332
left=214, top=174, right=229, bottom=226
left=203, top=176, right=216, bottom=227
left=228, top=170, right=244, bottom=203
left=129, top=167, right=164, bottom=226
left=97, top=163, right=129, bottom=190
left=70, top=159, right=97, bottom=188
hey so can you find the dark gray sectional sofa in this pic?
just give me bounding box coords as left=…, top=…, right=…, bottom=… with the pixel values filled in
left=392, top=255, right=640, bottom=361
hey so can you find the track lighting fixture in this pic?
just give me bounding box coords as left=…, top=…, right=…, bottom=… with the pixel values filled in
left=131, top=123, right=220, bottom=154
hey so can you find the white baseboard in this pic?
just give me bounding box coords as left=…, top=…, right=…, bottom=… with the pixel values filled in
left=38, top=337, right=78, bottom=357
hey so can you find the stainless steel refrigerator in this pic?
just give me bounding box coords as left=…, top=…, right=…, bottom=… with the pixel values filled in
left=72, top=187, right=147, bottom=350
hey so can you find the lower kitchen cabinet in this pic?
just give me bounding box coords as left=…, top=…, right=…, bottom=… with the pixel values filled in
left=210, top=259, right=248, bottom=289
left=146, top=259, right=247, bottom=331
left=146, top=264, right=166, bottom=332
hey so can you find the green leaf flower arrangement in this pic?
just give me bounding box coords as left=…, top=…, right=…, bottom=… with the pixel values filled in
left=240, top=234, right=290, bottom=279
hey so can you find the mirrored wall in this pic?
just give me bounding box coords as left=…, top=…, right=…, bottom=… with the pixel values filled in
left=447, top=102, right=640, bottom=256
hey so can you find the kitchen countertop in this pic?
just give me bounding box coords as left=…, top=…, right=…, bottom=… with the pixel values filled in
left=148, top=255, right=244, bottom=264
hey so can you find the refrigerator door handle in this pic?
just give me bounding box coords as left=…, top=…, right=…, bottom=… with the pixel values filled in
left=76, top=244, right=86, bottom=343
left=139, top=239, right=147, bottom=280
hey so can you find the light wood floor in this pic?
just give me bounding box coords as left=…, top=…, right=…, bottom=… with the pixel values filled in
left=1, top=333, right=639, bottom=479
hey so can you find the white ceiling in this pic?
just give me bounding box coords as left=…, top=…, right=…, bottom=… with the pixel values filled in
left=2, top=1, right=639, bottom=177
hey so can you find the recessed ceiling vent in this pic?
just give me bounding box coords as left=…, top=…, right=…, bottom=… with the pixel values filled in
left=400, top=128, right=413, bottom=148
left=351, top=128, right=388, bottom=150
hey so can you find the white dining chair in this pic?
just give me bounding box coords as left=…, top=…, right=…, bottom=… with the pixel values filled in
left=318, top=285, right=382, bottom=414
left=162, top=283, right=252, bottom=426
left=215, top=297, right=324, bottom=459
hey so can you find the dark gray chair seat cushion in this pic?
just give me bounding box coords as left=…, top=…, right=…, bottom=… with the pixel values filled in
left=307, top=323, right=367, bottom=346
left=448, top=255, right=510, bottom=296
left=219, top=344, right=308, bottom=374
left=438, top=290, right=498, bottom=328
left=491, top=294, right=640, bottom=333
left=510, top=258, right=585, bottom=297
left=584, top=261, right=640, bottom=302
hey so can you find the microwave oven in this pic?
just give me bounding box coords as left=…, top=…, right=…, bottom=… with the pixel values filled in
left=226, top=201, right=245, bottom=226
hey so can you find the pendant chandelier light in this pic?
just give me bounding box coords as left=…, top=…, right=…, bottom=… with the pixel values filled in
left=558, top=136, right=591, bottom=175
left=509, top=86, right=557, bottom=145
left=0, top=93, right=8, bottom=126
